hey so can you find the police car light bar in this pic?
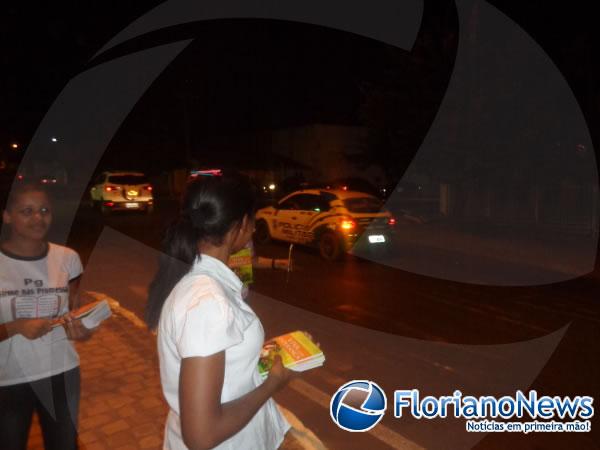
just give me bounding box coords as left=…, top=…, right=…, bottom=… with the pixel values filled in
left=189, top=169, right=223, bottom=177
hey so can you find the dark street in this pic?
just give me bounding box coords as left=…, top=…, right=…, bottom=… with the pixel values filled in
left=61, top=196, right=600, bottom=450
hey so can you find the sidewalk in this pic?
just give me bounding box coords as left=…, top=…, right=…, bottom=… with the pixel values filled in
left=28, top=310, right=167, bottom=450
left=27, top=299, right=323, bottom=450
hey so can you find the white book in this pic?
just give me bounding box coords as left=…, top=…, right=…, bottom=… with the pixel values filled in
left=78, top=300, right=112, bottom=329
left=51, top=299, right=112, bottom=329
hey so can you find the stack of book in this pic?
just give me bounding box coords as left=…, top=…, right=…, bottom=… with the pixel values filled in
left=258, top=330, right=324, bottom=379
left=75, top=300, right=112, bottom=329
left=51, top=299, right=112, bottom=329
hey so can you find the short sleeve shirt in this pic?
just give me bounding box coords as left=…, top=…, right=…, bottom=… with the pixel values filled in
left=0, top=243, right=83, bottom=386
left=158, top=254, right=289, bottom=450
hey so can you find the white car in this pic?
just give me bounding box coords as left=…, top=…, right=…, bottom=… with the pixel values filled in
left=90, top=171, right=154, bottom=214
left=254, top=189, right=396, bottom=260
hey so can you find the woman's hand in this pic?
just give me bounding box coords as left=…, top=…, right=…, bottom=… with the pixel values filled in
left=62, top=313, right=93, bottom=341
left=267, top=355, right=298, bottom=390
left=11, top=318, right=52, bottom=340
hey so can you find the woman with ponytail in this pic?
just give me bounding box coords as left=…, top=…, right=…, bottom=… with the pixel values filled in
left=146, top=174, right=293, bottom=450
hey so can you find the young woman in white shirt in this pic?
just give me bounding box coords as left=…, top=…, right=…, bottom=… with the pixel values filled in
left=0, top=183, right=90, bottom=450
left=146, top=174, right=294, bottom=450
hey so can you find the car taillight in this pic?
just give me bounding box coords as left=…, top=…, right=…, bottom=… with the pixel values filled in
left=105, top=185, right=119, bottom=192
left=145, top=185, right=153, bottom=192
left=103, top=201, right=115, bottom=207
left=388, top=217, right=396, bottom=226
left=341, top=220, right=356, bottom=230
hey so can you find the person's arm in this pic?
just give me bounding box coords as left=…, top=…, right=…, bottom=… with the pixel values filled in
left=0, top=319, right=52, bottom=342
left=179, top=353, right=293, bottom=450
left=63, top=276, right=92, bottom=341
left=254, top=256, right=290, bottom=270
left=68, top=276, right=81, bottom=310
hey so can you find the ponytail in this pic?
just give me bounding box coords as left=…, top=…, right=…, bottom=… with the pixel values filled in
left=145, top=215, right=200, bottom=329
left=145, top=173, right=256, bottom=330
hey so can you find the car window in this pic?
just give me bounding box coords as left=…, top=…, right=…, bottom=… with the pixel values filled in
left=343, top=197, right=383, bottom=213
left=297, top=194, right=330, bottom=212
left=108, top=175, right=148, bottom=185
left=279, top=193, right=332, bottom=212
left=278, top=195, right=302, bottom=210
left=317, top=195, right=333, bottom=212
left=320, top=192, right=338, bottom=203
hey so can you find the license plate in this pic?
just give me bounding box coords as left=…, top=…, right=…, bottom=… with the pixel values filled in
left=368, top=234, right=385, bottom=243
left=125, top=202, right=139, bottom=208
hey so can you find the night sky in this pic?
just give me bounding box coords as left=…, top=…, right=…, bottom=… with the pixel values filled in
left=1, top=1, right=598, bottom=173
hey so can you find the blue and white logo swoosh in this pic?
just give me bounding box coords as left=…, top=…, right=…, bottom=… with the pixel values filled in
left=330, top=380, right=387, bottom=432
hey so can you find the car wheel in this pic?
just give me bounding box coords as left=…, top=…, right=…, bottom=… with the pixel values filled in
left=319, top=231, right=343, bottom=261
left=254, top=220, right=271, bottom=244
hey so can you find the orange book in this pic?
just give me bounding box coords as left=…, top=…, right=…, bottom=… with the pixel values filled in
left=258, top=331, right=324, bottom=379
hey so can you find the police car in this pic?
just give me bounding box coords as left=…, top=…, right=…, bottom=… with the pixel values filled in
left=254, top=189, right=396, bottom=260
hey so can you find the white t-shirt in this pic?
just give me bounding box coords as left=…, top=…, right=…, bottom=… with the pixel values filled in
left=158, top=254, right=290, bottom=450
left=0, top=243, right=83, bottom=386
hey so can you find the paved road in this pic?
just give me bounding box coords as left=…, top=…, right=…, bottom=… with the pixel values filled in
left=52, top=198, right=600, bottom=449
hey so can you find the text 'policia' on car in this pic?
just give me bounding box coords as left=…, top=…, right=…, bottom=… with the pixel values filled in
left=255, top=188, right=396, bottom=261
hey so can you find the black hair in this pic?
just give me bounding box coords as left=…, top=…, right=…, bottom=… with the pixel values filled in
left=145, top=173, right=256, bottom=329
left=3, top=182, right=51, bottom=212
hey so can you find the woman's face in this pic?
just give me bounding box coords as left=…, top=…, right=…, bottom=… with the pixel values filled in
left=3, top=190, right=52, bottom=242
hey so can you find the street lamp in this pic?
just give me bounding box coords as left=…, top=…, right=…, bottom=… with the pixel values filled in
left=51, top=137, right=58, bottom=143
left=11, top=143, right=19, bottom=149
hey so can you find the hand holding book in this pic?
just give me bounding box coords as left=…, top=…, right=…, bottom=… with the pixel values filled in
left=258, top=330, right=325, bottom=379
left=263, top=354, right=300, bottom=390
left=51, top=299, right=112, bottom=331
left=62, top=312, right=93, bottom=341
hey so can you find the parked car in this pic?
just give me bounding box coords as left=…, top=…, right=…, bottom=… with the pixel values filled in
left=254, top=189, right=396, bottom=260
left=90, top=171, right=154, bottom=214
